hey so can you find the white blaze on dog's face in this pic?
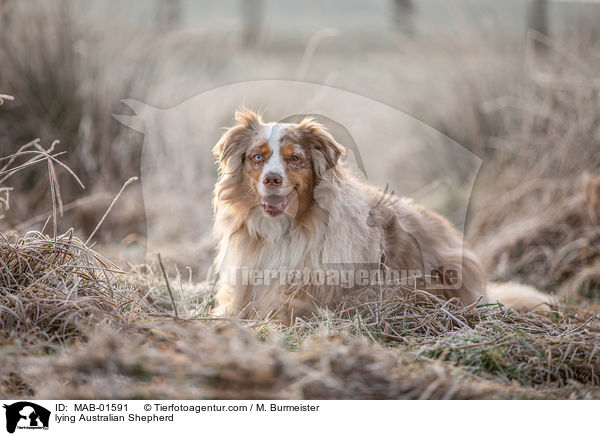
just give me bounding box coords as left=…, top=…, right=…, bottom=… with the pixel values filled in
left=213, top=108, right=344, bottom=222
left=246, top=122, right=311, bottom=217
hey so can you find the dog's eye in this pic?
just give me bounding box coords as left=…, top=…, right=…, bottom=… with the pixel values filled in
left=252, top=154, right=263, bottom=162
left=289, top=155, right=301, bottom=163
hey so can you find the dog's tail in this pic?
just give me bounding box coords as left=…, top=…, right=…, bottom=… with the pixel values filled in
left=485, top=281, right=554, bottom=311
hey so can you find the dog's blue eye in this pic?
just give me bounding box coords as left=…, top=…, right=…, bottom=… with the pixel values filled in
left=252, top=154, right=263, bottom=162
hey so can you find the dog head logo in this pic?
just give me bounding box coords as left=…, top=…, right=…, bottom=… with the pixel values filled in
left=3, top=402, right=50, bottom=433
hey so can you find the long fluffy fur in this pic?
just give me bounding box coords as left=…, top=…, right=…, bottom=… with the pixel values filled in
left=212, top=109, right=552, bottom=323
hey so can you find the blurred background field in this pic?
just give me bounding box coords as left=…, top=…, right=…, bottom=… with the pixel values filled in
left=1, top=0, right=599, bottom=399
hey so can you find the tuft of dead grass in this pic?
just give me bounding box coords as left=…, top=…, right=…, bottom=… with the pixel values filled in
left=280, top=290, right=599, bottom=388
left=416, top=306, right=600, bottom=388
left=0, top=230, right=147, bottom=344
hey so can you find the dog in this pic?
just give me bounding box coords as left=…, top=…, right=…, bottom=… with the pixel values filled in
left=211, top=108, right=551, bottom=323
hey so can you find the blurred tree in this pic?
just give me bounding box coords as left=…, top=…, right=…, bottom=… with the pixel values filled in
left=155, top=0, right=181, bottom=32
left=391, top=0, right=415, bottom=36
left=528, top=0, right=549, bottom=53
left=528, top=0, right=549, bottom=36
left=241, top=0, right=266, bottom=47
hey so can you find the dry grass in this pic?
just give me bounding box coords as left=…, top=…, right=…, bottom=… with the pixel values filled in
left=0, top=322, right=542, bottom=400
left=274, top=290, right=600, bottom=389
left=0, top=127, right=147, bottom=346
left=0, top=1, right=148, bottom=239
left=472, top=176, right=600, bottom=299
left=416, top=304, right=600, bottom=387
left=2, top=289, right=598, bottom=399
left=0, top=218, right=598, bottom=399
left=1, top=2, right=599, bottom=401
left=0, top=229, right=145, bottom=345
left=460, top=35, right=600, bottom=303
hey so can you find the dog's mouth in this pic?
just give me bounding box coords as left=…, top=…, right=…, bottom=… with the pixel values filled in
left=260, top=191, right=295, bottom=217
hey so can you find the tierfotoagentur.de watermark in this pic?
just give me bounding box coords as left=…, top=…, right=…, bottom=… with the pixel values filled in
left=226, top=265, right=460, bottom=289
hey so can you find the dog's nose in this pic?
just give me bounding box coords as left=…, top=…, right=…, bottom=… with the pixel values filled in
left=263, top=172, right=282, bottom=186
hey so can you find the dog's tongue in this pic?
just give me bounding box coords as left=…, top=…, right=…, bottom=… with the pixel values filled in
left=261, top=194, right=287, bottom=216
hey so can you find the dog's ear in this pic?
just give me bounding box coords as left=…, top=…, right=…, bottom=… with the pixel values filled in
left=234, top=106, right=262, bottom=127
left=298, top=118, right=345, bottom=178
left=213, top=107, right=262, bottom=169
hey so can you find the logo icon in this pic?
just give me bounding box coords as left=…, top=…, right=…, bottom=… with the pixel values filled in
left=3, top=402, right=50, bottom=434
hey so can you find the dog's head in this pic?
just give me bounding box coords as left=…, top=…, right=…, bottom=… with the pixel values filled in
left=213, top=108, right=345, bottom=223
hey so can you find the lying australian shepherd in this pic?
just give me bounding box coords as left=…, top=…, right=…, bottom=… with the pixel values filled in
left=212, top=108, right=551, bottom=323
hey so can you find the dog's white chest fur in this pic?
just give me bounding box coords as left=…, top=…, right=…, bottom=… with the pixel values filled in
left=214, top=178, right=383, bottom=320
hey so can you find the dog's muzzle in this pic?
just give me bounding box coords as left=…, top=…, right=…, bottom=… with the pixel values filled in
left=261, top=191, right=294, bottom=216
